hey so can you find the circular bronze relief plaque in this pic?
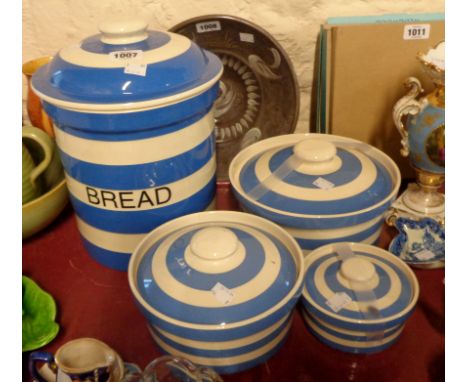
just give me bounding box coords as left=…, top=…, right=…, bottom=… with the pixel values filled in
left=170, top=15, right=300, bottom=182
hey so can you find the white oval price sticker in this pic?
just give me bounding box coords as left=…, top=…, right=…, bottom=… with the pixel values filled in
left=403, top=24, right=430, bottom=40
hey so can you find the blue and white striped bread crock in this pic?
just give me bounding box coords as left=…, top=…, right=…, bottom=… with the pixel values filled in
left=229, top=134, right=401, bottom=252
left=31, top=19, right=223, bottom=270
left=301, top=242, right=419, bottom=354
left=128, top=211, right=305, bottom=374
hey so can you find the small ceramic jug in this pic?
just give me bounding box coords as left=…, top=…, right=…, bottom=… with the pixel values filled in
left=22, top=126, right=53, bottom=204
left=29, top=338, right=124, bottom=382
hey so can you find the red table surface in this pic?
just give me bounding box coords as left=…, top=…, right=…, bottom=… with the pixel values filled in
left=23, top=184, right=445, bottom=382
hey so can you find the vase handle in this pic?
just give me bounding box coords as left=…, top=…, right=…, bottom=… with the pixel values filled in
left=392, top=77, right=423, bottom=157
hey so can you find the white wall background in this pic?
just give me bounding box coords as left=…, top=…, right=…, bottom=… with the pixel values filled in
left=22, top=0, right=444, bottom=133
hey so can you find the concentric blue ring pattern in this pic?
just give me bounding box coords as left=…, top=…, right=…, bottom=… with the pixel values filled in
left=239, top=146, right=394, bottom=215
left=304, top=252, right=413, bottom=321
left=32, top=31, right=223, bottom=105
left=136, top=224, right=298, bottom=325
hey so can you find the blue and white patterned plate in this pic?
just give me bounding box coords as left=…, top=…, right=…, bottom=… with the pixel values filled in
left=388, top=217, right=445, bottom=266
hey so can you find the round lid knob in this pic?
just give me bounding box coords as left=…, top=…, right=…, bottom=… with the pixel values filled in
left=340, top=257, right=376, bottom=283
left=291, top=139, right=341, bottom=175
left=190, top=227, right=239, bottom=261
left=293, top=139, right=337, bottom=163
left=99, top=18, right=149, bottom=45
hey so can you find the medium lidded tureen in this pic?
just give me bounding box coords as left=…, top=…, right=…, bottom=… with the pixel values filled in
left=229, top=134, right=401, bottom=252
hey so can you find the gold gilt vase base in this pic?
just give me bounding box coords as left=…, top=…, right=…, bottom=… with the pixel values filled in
left=386, top=186, right=445, bottom=227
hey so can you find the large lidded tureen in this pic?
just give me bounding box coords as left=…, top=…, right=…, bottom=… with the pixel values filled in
left=128, top=211, right=304, bottom=374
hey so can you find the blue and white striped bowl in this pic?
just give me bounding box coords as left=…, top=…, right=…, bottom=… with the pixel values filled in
left=301, top=242, right=419, bottom=354
left=229, top=134, right=401, bottom=252
left=128, top=211, right=304, bottom=374
left=31, top=19, right=223, bottom=270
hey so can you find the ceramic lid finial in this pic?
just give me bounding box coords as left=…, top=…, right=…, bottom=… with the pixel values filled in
left=340, top=257, right=376, bottom=283
left=99, top=18, right=149, bottom=45
left=292, top=139, right=341, bottom=175
left=293, top=139, right=336, bottom=163
left=190, top=227, right=239, bottom=261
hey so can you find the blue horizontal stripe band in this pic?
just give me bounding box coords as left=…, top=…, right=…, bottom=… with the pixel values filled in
left=149, top=313, right=292, bottom=358
left=237, top=193, right=392, bottom=229
left=294, top=219, right=383, bottom=250
left=304, top=322, right=401, bottom=354
left=43, top=84, right=219, bottom=134
left=166, top=229, right=266, bottom=290
left=211, top=334, right=288, bottom=374
left=152, top=327, right=289, bottom=375
left=301, top=297, right=414, bottom=332
left=69, top=178, right=216, bottom=233
left=81, top=31, right=171, bottom=53
left=59, top=137, right=215, bottom=189
left=34, top=47, right=222, bottom=104
left=80, top=236, right=130, bottom=271
left=53, top=106, right=210, bottom=141
left=303, top=310, right=402, bottom=342
left=136, top=295, right=300, bottom=342
left=137, top=232, right=297, bottom=324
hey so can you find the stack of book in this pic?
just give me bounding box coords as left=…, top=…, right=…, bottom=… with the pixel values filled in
left=314, top=13, right=444, bottom=178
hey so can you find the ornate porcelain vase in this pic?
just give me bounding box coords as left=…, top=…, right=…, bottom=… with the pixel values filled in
left=392, top=41, right=445, bottom=216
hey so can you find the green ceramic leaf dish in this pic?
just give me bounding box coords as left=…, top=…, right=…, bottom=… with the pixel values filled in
left=22, top=276, right=60, bottom=352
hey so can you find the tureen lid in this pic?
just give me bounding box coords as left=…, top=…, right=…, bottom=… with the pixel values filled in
left=31, top=18, right=223, bottom=112
left=231, top=134, right=396, bottom=217
left=129, top=211, right=303, bottom=327
left=302, top=242, right=419, bottom=323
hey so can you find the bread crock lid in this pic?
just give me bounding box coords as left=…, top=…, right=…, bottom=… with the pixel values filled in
left=129, top=211, right=303, bottom=327
left=233, top=134, right=396, bottom=217
left=31, top=18, right=223, bottom=112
